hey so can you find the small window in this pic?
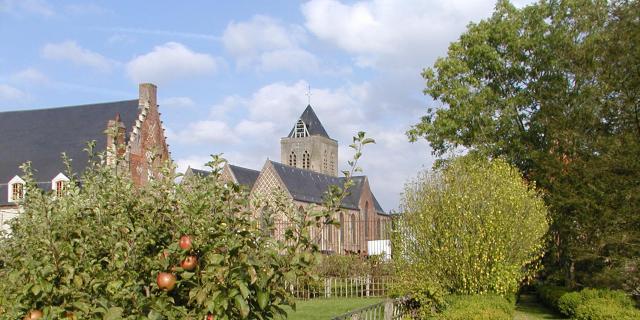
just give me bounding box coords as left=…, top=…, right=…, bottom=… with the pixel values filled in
left=12, top=183, right=24, bottom=201
left=55, top=181, right=66, bottom=196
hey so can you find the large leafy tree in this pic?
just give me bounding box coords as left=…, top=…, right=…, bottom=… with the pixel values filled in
left=408, top=0, right=640, bottom=289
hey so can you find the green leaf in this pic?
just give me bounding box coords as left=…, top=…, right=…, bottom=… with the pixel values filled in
left=104, top=307, right=123, bottom=320
left=234, top=295, right=250, bottom=319
left=257, top=290, right=269, bottom=310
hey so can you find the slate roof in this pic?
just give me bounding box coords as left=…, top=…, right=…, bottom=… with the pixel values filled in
left=187, top=167, right=211, bottom=178
left=268, top=161, right=385, bottom=214
left=287, top=105, right=331, bottom=139
left=0, top=100, right=139, bottom=206
left=228, top=164, right=260, bottom=190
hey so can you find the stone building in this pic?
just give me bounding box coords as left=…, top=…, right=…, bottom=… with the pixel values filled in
left=0, top=83, right=170, bottom=232
left=186, top=105, right=391, bottom=255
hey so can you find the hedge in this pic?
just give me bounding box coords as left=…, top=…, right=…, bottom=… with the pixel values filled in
left=438, top=294, right=515, bottom=320
left=537, top=284, right=640, bottom=319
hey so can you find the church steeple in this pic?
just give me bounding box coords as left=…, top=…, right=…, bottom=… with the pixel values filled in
left=281, top=105, right=338, bottom=176
left=287, top=105, right=330, bottom=139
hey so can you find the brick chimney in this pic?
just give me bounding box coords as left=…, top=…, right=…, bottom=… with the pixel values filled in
left=139, top=83, right=157, bottom=110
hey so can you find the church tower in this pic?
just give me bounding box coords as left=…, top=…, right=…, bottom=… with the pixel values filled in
left=281, top=105, right=338, bottom=176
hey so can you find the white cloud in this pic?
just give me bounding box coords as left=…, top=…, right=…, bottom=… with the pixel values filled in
left=0, top=84, right=28, bottom=101
left=126, top=42, right=217, bottom=84
left=160, top=97, right=195, bottom=108
left=169, top=120, right=237, bottom=145
left=258, top=48, right=319, bottom=73
left=222, top=15, right=321, bottom=73
left=0, top=0, right=54, bottom=17
left=42, top=41, right=117, bottom=72
left=175, top=155, right=213, bottom=173
left=302, top=0, right=499, bottom=68
left=11, top=68, right=48, bottom=84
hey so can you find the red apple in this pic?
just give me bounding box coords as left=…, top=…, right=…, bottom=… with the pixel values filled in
left=181, top=256, right=198, bottom=271
left=24, top=310, right=43, bottom=320
left=179, top=235, right=193, bottom=250
left=156, top=272, right=177, bottom=291
left=206, top=314, right=215, bottom=320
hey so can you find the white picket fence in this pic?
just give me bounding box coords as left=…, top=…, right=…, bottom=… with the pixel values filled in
left=288, top=276, right=394, bottom=299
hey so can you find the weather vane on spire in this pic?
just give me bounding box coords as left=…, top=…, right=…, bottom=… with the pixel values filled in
left=305, top=83, right=312, bottom=106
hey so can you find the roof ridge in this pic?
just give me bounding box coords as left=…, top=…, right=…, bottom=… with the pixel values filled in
left=0, top=99, right=138, bottom=115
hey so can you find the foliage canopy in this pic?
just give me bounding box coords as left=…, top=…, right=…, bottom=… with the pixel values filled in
left=408, top=0, right=640, bottom=289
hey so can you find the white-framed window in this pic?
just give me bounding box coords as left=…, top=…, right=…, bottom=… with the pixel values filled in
left=52, top=173, right=70, bottom=197
left=8, top=175, right=26, bottom=203
left=293, top=120, right=309, bottom=138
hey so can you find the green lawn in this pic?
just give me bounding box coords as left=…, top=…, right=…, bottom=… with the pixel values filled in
left=282, top=297, right=384, bottom=320
left=514, top=294, right=565, bottom=320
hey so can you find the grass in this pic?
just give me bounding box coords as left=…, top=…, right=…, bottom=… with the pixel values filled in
left=281, top=297, right=384, bottom=320
left=514, top=294, right=565, bottom=320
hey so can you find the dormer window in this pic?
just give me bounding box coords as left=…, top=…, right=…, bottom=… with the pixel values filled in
left=52, top=173, right=70, bottom=197
left=293, top=120, right=309, bottom=138
left=8, top=175, right=26, bottom=203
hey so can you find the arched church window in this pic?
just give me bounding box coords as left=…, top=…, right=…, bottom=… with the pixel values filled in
left=351, top=214, right=357, bottom=244
left=302, top=151, right=310, bottom=169
left=289, top=151, right=297, bottom=167
left=364, top=201, right=370, bottom=240
left=323, top=150, right=327, bottom=171
left=294, top=120, right=309, bottom=138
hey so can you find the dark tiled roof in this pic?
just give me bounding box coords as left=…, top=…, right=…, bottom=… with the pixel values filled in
left=188, top=168, right=211, bottom=177
left=0, top=100, right=139, bottom=206
left=287, top=105, right=331, bottom=139
left=269, top=161, right=385, bottom=214
left=228, top=164, right=260, bottom=190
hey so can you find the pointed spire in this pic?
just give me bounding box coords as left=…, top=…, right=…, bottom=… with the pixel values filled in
left=287, top=105, right=330, bottom=139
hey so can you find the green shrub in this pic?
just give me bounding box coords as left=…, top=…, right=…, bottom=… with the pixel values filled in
left=557, top=291, right=583, bottom=317
left=438, top=294, right=514, bottom=320
left=394, top=155, right=549, bottom=298
left=540, top=285, right=639, bottom=319
left=312, top=254, right=394, bottom=278
left=536, top=283, right=571, bottom=312
left=574, top=298, right=640, bottom=320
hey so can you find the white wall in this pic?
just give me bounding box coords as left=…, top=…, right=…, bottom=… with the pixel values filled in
left=0, top=207, right=19, bottom=234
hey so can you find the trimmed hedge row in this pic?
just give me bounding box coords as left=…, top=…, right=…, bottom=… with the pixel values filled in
left=537, top=284, right=640, bottom=319
left=438, top=294, right=515, bottom=320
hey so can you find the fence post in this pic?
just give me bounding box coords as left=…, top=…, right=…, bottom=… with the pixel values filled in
left=384, top=299, right=393, bottom=320
left=366, top=275, right=370, bottom=297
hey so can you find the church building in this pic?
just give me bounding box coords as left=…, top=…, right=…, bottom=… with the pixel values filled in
left=0, top=83, right=170, bottom=232
left=186, top=105, right=390, bottom=255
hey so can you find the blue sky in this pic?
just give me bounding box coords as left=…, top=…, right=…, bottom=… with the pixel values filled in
left=0, top=0, right=531, bottom=211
